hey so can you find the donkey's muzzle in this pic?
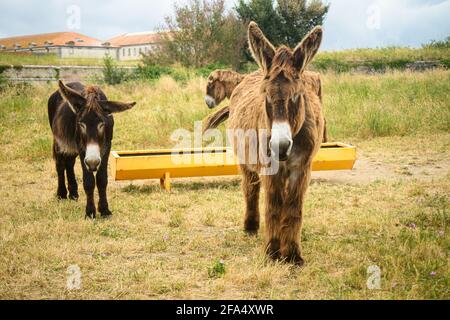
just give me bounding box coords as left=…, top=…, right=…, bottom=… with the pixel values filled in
left=84, top=158, right=101, bottom=172
left=205, top=95, right=217, bottom=109
left=270, top=139, right=293, bottom=162
left=270, top=122, right=293, bottom=162
left=84, top=143, right=101, bottom=172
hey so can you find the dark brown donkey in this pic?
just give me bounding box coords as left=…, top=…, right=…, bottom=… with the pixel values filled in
left=48, top=81, right=136, bottom=219
left=205, top=22, right=324, bottom=265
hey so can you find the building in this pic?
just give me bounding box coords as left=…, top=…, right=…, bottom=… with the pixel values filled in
left=0, top=31, right=118, bottom=59
left=0, top=31, right=167, bottom=61
left=106, top=31, right=165, bottom=61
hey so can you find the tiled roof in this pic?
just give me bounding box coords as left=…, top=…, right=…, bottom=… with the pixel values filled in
left=0, top=32, right=103, bottom=49
left=106, top=31, right=167, bottom=46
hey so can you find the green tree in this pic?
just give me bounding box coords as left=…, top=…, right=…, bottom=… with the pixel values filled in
left=277, top=0, right=329, bottom=47
left=235, top=0, right=328, bottom=47
left=235, top=0, right=282, bottom=45
left=155, top=0, right=245, bottom=69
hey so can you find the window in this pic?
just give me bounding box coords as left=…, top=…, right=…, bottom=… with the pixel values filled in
left=134, top=48, right=137, bottom=56
left=128, top=48, right=131, bottom=56
left=123, top=48, right=125, bottom=56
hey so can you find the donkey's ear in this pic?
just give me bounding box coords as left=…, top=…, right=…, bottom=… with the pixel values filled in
left=293, top=26, right=323, bottom=73
left=98, top=101, right=136, bottom=114
left=58, top=80, right=86, bottom=113
left=248, top=21, right=276, bottom=73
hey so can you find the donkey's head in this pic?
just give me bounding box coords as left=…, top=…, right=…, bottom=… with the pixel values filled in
left=58, top=81, right=136, bottom=172
left=205, top=70, right=228, bottom=109
left=248, top=22, right=322, bottom=161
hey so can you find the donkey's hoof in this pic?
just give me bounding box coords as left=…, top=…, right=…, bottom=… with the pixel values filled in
left=284, top=246, right=305, bottom=266
left=290, top=254, right=305, bottom=267
left=56, top=193, right=67, bottom=200
left=265, top=239, right=281, bottom=260
left=69, top=194, right=79, bottom=201
left=244, top=219, right=259, bottom=236
left=85, top=214, right=96, bottom=220
left=100, top=209, right=113, bottom=219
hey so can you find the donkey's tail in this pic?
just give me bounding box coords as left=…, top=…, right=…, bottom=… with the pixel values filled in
left=203, top=106, right=230, bottom=133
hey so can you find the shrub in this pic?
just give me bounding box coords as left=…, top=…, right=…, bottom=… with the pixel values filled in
left=102, top=55, right=129, bottom=85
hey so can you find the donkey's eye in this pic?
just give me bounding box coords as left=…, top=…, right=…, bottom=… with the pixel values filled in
left=291, top=94, right=300, bottom=104
left=98, top=122, right=105, bottom=132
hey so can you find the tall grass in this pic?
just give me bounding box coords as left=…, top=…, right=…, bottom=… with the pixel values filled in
left=323, top=70, right=450, bottom=139
left=0, top=70, right=448, bottom=160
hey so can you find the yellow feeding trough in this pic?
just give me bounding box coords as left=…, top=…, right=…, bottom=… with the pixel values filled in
left=111, top=142, right=356, bottom=191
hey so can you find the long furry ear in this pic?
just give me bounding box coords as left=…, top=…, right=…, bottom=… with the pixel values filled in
left=98, top=101, right=136, bottom=114
left=293, top=26, right=323, bottom=73
left=248, top=21, right=276, bottom=73
left=58, top=80, right=86, bottom=113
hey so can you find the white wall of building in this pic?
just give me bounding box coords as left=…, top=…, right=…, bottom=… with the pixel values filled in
left=59, top=46, right=118, bottom=59
left=118, top=44, right=156, bottom=61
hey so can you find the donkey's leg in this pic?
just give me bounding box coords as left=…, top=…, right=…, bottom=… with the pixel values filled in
left=54, top=144, right=67, bottom=200
left=97, top=152, right=112, bottom=218
left=279, top=168, right=312, bottom=266
left=65, top=155, right=79, bottom=201
left=263, top=174, right=285, bottom=260
left=81, top=156, right=96, bottom=219
left=241, top=166, right=260, bottom=235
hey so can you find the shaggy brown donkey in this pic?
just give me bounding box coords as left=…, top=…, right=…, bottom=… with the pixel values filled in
left=48, top=81, right=136, bottom=219
left=204, top=70, right=244, bottom=109
left=206, top=22, right=324, bottom=265
left=204, top=69, right=328, bottom=142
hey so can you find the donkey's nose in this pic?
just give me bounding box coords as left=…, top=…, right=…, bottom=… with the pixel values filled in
left=84, top=157, right=101, bottom=172
left=270, top=122, right=293, bottom=161
left=205, top=95, right=217, bottom=109
left=270, top=139, right=293, bottom=161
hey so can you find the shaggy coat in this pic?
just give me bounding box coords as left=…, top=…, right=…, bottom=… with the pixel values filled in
left=214, top=22, right=324, bottom=265
left=48, top=81, right=136, bottom=219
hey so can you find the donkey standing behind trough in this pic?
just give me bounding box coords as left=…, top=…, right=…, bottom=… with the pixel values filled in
left=204, top=70, right=244, bottom=109
left=205, top=22, right=324, bottom=265
left=48, top=81, right=136, bottom=219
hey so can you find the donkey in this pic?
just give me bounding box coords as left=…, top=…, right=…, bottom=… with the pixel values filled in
left=205, top=70, right=244, bottom=109
left=48, top=81, right=136, bottom=219
left=204, top=69, right=328, bottom=142
left=205, top=22, right=324, bottom=265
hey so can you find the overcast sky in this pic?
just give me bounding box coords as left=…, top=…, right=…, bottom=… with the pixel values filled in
left=0, top=0, right=449, bottom=50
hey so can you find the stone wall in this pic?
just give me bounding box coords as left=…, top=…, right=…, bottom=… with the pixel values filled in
left=1, top=65, right=136, bottom=82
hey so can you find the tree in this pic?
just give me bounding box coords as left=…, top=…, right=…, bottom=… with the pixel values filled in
left=235, top=0, right=283, bottom=44
left=277, top=0, right=329, bottom=47
left=235, top=0, right=329, bottom=47
left=154, top=0, right=246, bottom=69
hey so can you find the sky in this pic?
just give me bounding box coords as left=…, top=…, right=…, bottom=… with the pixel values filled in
left=0, top=0, right=449, bottom=50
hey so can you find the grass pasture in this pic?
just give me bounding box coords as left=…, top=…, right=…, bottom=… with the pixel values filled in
left=0, top=70, right=449, bottom=299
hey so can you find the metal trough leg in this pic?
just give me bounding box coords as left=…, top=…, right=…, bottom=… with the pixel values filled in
left=160, top=172, right=171, bottom=192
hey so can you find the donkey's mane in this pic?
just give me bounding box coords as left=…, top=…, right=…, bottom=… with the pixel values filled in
left=83, top=86, right=103, bottom=112
left=269, top=46, right=297, bottom=81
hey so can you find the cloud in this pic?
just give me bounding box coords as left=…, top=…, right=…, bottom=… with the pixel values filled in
left=322, top=0, right=450, bottom=50
left=0, top=0, right=449, bottom=49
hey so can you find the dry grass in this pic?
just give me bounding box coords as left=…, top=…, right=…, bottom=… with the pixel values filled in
left=0, top=71, right=449, bottom=299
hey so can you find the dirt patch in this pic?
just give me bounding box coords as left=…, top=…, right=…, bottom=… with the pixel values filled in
left=312, top=156, right=450, bottom=185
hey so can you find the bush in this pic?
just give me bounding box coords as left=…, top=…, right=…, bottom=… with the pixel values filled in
left=102, top=55, right=129, bottom=85
left=135, top=63, right=172, bottom=81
